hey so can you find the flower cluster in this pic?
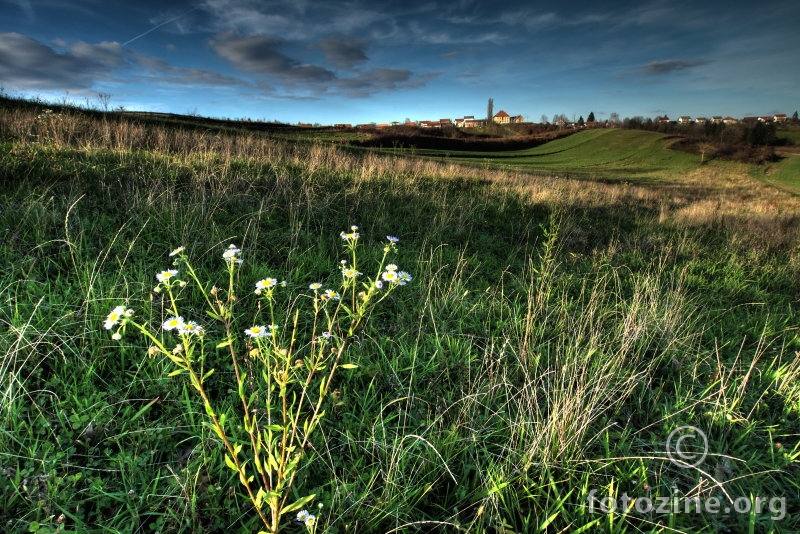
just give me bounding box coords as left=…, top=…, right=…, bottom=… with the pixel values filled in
left=380, top=263, right=412, bottom=286
left=162, top=316, right=205, bottom=337
left=296, top=510, right=316, bottom=529
left=340, top=225, right=360, bottom=242
left=223, top=244, right=243, bottom=265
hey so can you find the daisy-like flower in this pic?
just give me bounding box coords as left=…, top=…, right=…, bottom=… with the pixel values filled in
left=156, top=269, right=179, bottom=282
left=309, top=282, right=322, bottom=291
left=387, top=235, right=399, bottom=243
left=322, top=289, right=340, bottom=301
left=398, top=271, right=413, bottom=285
left=385, top=263, right=398, bottom=271
left=381, top=270, right=400, bottom=283
left=168, top=246, right=185, bottom=257
left=256, top=278, right=278, bottom=290
left=222, top=245, right=243, bottom=264
left=222, top=244, right=241, bottom=258
left=111, top=332, right=122, bottom=341
left=340, top=228, right=359, bottom=241
left=244, top=325, right=269, bottom=338
left=162, top=316, right=185, bottom=331
left=341, top=267, right=362, bottom=278
left=104, top=305, right=127, bottom=330
left=179, top=321, right=204, bottom=336
left=296, top=510, right=312, bottom=523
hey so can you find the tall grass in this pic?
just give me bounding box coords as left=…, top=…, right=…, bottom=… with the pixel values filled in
left=1, top=98, right=798, bottom=533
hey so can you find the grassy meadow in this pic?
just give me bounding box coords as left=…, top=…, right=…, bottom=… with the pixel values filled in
left=1, top=99, right=799, bottom=533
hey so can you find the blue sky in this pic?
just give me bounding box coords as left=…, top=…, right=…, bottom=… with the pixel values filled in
left=1, top=0, right=797, bottom=125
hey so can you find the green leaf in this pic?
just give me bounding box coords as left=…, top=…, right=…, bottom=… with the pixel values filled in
left=224, top=453, right=237, bottom=472
left=340, top=363, right=358, bottom=369
left=167, top=369, right=185, bottom=377
left=255, top=487, right=267, bottom=508
left=216, top=339, right=232, bottom=349
left=280, top=493, right=317, bottom=516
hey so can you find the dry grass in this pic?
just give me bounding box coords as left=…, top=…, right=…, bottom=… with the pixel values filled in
left=3, top=102, right=798, bottom=251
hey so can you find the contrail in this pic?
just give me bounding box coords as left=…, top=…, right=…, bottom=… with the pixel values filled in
left=123, top=6, right=200, bottom=47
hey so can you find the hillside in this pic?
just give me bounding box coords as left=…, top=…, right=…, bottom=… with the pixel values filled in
left=1, top=98, right=799, bottom=533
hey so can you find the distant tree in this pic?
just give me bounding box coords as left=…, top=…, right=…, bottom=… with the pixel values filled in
left=577, top=115, right=585, bottom=126
left=97, top=92, right=111, bottom=112
left=793, top=111, right=799, bottom=122
left=609, top=112, right=620, bottom=126
left=487, top=98, right=494, bottom=122
left=587, top=111, right=596, bottom=123
left=540, top=114, right=549, bottom=124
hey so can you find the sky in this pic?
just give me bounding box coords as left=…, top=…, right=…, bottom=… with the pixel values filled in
left=1, top=0, right=798, bottom=125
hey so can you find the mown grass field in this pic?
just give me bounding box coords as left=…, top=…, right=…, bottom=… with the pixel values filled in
left=1, top=99, right=799, bottom=534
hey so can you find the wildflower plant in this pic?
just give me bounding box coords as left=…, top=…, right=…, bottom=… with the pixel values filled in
left=103, top=227, right=410, bottom=533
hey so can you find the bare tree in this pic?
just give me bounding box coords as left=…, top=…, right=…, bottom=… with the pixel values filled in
left=487, top=98, right=494, bottom=122
left=97, top=92, right=112, bottom=112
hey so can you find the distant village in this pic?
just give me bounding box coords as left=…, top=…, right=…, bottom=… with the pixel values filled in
left=296, top=110, right=525, bottom=129
left=297, top=111, right=791, bottom=130
left=656, top=114, right=789, bottom=126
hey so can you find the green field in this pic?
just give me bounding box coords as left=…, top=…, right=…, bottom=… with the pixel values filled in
left=378, top=129, right=700, bottom=181
left=1, top=99, right=799, bottom=533
left=763, top=154, right=800, bottom=194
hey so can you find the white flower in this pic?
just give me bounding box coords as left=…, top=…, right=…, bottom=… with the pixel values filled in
left=169, top=246, right=185, bottom=257
left=386, top=264, right=398, bottom=271
left=309, top=282, right=322, bottom=290
left=340, top=229, right=359, bottom=241
left=296, top=510, right=316, bottom=526
left=223, top=245, right=242, bottom=263
left=381, top=271, right=399, bottom=283
left=179, top=321, right=204, bottom=336
left=156, top=269, right=178, bottom=282
left=162, top=316, right=185, bottom=331
left=256, top=278, right=278, bottom=290
left=341, top=268, right=362, bottom=278
left=398, top=271, right=413, bottom=285
left=104, top=305, right=127, bottom=330
left=387, top=235, right=399, bottom=243
left=244, top=326, right=269, bottom=338
left=323, top=289, right=340, bottom=301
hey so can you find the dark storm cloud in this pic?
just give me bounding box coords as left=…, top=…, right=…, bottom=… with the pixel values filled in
left=317, top=37, right=369, bottom=71
left=211, top=32, right=437, bottom=96
left=640, top=59, right=708, bottom=76
left=134, top=55, right=243, bottom=86
left=210, top=33, right=336, bottom=84
left=336, top=68, right=439, bottom=97
left=0, top=32, right=246, bottom=92
left=0, top=32, right=123, bottom=90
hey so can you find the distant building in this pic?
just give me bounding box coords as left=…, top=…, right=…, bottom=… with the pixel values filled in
left=493, top=110, right=511, bottom=124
